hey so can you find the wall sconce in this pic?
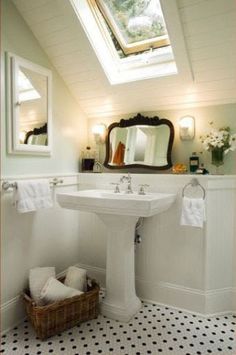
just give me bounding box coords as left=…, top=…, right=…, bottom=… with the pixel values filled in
left=92, top=123, right=107, bottom=144
left=179, top=116, right=195, bottom=140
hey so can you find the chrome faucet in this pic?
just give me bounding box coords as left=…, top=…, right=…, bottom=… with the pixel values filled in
left=120, top=173, right=133, bottom=194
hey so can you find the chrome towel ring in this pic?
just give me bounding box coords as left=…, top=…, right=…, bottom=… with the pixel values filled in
left=182, top=178, right=206, bottom=199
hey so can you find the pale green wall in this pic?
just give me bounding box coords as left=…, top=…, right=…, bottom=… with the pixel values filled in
left=88, top=103, right=236, bottom=174
left=151, top=104, right=236, bottom=174
left=2, top=1, right=236, bottom=176
left=1, top=0, right=88, bottom=176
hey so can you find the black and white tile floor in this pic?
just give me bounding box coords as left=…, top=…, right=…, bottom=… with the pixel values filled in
left=1, top=294, right=236, bottom=355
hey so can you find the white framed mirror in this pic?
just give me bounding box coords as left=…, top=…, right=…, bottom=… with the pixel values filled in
left=7, top=52, right=52, bottom=155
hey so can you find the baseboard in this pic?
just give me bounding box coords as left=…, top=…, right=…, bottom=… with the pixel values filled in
left=138, top=280, right=235, bottom=316
left=2, top=264, right=234, bottom=335
left=0, top=269, right=68, bottom=334
left=136, top=278, right=206, bottom=314
left=205, top=287, right=233, bottom=315
left=232, top=288, right=236, bottom=313
left=0, top=296, right=26, bottom=335
left=141, top=298, right=234, bottom=318
left=75, top=262, right=106, bottom=287
left=77, top=262, right=236, bottom=316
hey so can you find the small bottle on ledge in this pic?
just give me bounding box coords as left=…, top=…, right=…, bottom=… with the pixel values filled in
left=196, top=163, right=209, bottom=175
left=189, top=152, right=199, bottom=173
left=82, top=146, right=95, bottom=171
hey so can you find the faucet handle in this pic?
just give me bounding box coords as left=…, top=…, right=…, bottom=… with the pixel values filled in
left=111, top=182, right=120, bottom=193
left=120, top=175, right=127, bottom=183
left=138, top=184, right=149, bottom=195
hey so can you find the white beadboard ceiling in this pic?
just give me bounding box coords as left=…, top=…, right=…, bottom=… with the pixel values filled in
left=12, top=0, right=236, bottom=118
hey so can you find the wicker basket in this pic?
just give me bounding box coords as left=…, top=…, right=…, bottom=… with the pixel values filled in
left=22, top=278, right=99, bottom=340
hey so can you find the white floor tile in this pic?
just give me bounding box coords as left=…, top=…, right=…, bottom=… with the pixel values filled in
left=1, top=296, right=235, bottom=355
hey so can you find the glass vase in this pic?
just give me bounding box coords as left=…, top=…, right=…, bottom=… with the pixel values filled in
left=211, top=147, right=224, bottom=174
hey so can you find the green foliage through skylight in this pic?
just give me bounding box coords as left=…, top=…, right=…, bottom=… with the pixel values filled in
left=102, top=0, right=167, bottom=44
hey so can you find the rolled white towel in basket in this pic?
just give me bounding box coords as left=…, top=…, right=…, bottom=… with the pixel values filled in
left=29, top=267, right=56, bottom=305
left=39, top=277, right=83, bottom=305
left=64, top=266, right=87, bottom=292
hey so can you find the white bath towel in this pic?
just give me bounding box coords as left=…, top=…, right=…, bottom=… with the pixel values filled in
left=13, top=179, right=53, bottom=213
left=64, top=266, right=87, bottom=292
left=180, top=197, right=206, bottom=228
left=39, top=277, right=83, bottom=305
left=29, top=267, right=56, bottom=305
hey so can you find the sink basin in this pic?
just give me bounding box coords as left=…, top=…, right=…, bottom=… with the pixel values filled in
left=57, top=189, right=176, bottom=217
left=57, top=189, right=176, bottom=322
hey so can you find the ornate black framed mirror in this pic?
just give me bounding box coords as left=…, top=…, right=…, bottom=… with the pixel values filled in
left=24, top=123, right=47, bottom=145
left=104, top=113, right=174, bottom=170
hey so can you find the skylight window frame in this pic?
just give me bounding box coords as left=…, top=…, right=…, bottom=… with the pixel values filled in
left=70, top=0, right=193, bottom=85
left=87, top=0, right=174, bottom=68
left=87, top=0, right=120, bottom=63
left=119, top=46, right=173, bottom=71
left=93, top=0, right=170, bottom=56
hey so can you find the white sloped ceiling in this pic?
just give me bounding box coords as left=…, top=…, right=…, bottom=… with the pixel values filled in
left=12, top=0, right=236, bottom=118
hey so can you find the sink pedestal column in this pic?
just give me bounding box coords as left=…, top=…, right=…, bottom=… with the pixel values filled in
left=97, top=213, right=142, bottom=322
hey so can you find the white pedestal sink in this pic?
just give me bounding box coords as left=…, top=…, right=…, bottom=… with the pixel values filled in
left=57, top=189, right=176, bottom=322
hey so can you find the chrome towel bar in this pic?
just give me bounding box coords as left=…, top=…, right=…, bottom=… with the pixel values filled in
left=2, top=178, right=64, bottom=191
left=2, top=181, right=17, bottom=190
left=182, top=178, right=206, bottom=199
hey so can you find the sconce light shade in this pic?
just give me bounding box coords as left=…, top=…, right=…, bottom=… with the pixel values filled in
left=92, top=123, right=106, bottom=144
left=179, top=116, right=195, bottom=140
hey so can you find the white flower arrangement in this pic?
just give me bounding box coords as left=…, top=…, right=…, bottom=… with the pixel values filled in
left=200, top=123, right=236, bottom=155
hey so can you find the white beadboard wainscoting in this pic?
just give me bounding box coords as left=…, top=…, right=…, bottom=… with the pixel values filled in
left=0, top=173, right=80, bottom=333
left=76, top=173, right=236, bottom=317
left=1, top=173, right=236, bottom=334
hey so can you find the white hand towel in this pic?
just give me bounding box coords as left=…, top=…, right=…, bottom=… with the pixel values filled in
left=180, top=197, right=206, bottom=228
left=39, top=277, right=83, bottom=305
left=29, top=267, right=56, bottom=305
left=13, top=179, right=53, bottom=213
left=64, top=266, right=87, bottom=292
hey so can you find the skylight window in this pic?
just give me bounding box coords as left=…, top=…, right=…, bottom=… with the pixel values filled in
left=71, top=0, right=192, bottom=84
left=95, top=0, right=170, bottom=56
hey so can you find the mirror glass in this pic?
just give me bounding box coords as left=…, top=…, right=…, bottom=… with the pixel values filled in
left=104, top=114, right=174, bottom=169
left=7, top=53, right=52, bottom=155
left=18, top=66, right=48, bottom=145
